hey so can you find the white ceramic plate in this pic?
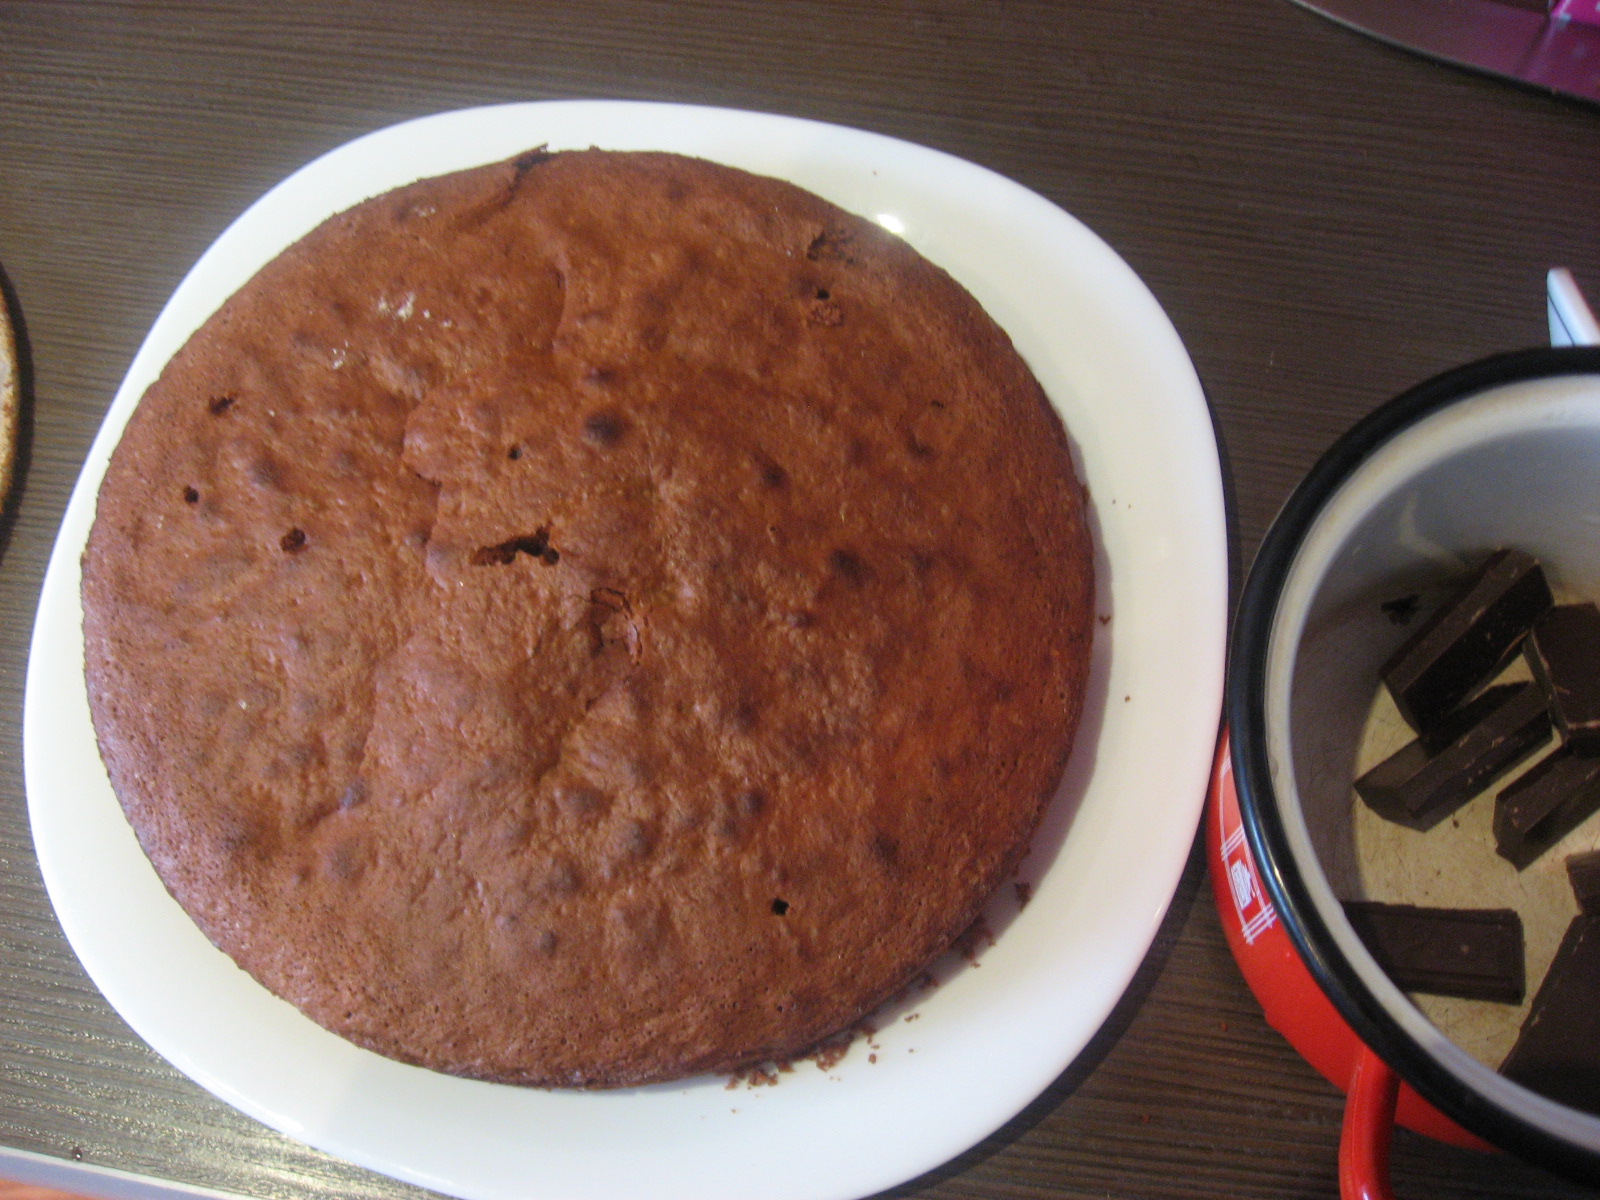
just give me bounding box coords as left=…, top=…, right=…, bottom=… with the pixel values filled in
left=24, top=101, right=1226, bottom=1200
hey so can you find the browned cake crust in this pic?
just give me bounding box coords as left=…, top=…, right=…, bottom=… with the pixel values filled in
left=0, top=283, right=18, bottom=507
left=81, top=149, right=1094, bottom=1087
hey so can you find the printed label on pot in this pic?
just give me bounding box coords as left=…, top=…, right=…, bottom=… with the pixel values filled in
left=1218, top=753, right=1278, bottom=945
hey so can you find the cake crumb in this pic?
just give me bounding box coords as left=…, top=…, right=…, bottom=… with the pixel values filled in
left=951, top=913, right=995, bottom=963
left=726, top=1062, right=782, bottom=1088
left=1014, top=881, right=1033, bottom=908
left=812, top=1038, right=852, bottom=1072
left=724, top=1023, right=875, bottom=1086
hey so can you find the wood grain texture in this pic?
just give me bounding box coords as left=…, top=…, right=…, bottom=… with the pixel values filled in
left=1, top=1, right=1598, bottom=1197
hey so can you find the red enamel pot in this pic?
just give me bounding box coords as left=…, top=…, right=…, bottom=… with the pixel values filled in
left=1215, top=346, right=1600, bottom=1198
left=1208, top=731, right=1492, bottom=1200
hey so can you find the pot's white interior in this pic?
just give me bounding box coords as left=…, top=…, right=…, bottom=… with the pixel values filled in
left=1263, top=371, right=1600, bottom=1153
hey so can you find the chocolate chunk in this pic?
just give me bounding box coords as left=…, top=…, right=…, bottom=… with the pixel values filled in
left=1500, top=914, right=1600, bottom=1116
left=1380, top=549, right=1552, bottom=732
left=1526, top=604, right=1600, bottom=753
left=1343, top=901, right=1524, bottom=1003
left=1493, top=748, right=1600, bottom=870
left=1356, top=682, right=1551, bottom=831
left=1568, top=849, right=1600, bottom=915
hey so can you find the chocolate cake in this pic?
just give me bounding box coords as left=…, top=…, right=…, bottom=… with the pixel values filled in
left=81, top=148, right=1094, bottom=1087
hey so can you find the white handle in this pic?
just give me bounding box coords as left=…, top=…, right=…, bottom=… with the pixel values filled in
left=1548, top=268, right=1600, bottom=347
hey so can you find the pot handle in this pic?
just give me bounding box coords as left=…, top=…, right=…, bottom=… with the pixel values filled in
left=1548, top=268, right=1599, bottom=347
left=1339, top=1043, right=1399, bottom=1200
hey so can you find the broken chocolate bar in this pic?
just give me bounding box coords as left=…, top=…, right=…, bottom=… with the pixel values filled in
left=1381, top=549, right=1552, bottom=733
left=1493, top=748, right=1600, bottom=870
left=1356, top=682, right=1551, bottom=831
left=1568, top=849, right=1600, bottom=915
left=1526, top=603, right=1600, bottom=753
left=1343, top=901, right=1524, bottom=1003
left=1500, top=913, right=1600, bottom=1116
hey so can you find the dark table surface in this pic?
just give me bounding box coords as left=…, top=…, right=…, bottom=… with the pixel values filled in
left=2, top=2, right=1599, bottom=1198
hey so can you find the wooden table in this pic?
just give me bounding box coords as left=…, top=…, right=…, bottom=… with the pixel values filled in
left=2, top=2, right=1597, bottom=1197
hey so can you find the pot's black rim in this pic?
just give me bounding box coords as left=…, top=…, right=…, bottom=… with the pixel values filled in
left=1227, top=345, right=1600, bottom=1186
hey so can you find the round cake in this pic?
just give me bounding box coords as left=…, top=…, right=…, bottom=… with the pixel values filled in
left=82, top=148, right=1095, bottom=1087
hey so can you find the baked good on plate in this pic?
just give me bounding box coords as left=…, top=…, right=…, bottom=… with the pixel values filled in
left=82, top=148, right=1094, bottom=1087
left=0, top=283, right=19, bottom=507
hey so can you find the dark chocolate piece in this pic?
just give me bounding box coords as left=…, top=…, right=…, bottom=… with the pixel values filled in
left=1380, top=549, right=1552, bottom=733
left=1493, top=748, right=1600, bottom=870
left=1501, top=914, right=1600, bottom=1116
left=1356, top=682, right=1551, bottom=831
left=1569, top=849, right=1600, bottom=915
left=1343, top=901, right=1524, bottom=1003
left=1526, top=603, right=1600, bottom=753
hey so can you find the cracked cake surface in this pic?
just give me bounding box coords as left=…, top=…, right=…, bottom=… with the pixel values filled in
left=81, top=148, right=1095, bottom=1087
